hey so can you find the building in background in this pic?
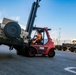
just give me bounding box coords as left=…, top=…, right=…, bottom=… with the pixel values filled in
left=52, top=39, right=72, bottom=45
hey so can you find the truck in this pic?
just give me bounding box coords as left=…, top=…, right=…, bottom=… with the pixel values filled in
left=62, top=43, right=76, bottom=52
left=55, top=43, right=76, bottom=52
left=0, top=0, right=55, bottom=57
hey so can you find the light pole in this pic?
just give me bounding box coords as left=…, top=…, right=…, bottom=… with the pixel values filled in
left=58, top=28, right=61, bottom=45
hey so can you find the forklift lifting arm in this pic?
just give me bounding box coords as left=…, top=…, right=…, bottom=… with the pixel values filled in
left=26, top=0, right=41, bottom=39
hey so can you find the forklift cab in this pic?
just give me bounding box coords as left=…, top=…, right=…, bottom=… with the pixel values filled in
left=31, top=27, right=51, bottom=45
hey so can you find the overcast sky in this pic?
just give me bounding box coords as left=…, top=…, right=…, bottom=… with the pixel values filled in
left=0, top=0, right=76, bottom=40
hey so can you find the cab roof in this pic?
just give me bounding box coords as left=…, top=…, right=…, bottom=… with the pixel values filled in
left=33, top=27, right=51, bottom=31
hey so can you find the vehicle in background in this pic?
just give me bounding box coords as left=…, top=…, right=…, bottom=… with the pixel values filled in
left=55, top=40, right=76, bottom=52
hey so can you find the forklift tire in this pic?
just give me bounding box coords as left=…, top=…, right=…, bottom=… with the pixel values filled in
left=16, top=49, right=23, bottom=55
left=4, top=22, right=21, bottom=38
left=17, top=51, right=22, bottom=55
left=48, top=50, right=55, bottom=57
left=14, top=46, right=23, bottom=55
left=27, top=47, right=36, bottom=57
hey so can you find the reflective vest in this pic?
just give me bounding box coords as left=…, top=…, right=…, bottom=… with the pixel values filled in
left=35, top=33, right=42, bottom=41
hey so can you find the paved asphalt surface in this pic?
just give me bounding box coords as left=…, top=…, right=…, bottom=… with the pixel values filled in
left=0, top=45, right=76, bottom=75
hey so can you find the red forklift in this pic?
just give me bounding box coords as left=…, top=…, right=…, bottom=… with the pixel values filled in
left=17, top=0, right=55, bottom=57
left=25, top=27, right=55, bottom=57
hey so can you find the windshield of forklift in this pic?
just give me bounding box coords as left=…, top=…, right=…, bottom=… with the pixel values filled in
left=44, top=30, right=48, bottom=44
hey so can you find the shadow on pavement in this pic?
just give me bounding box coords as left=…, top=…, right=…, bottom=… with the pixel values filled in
left=0, top=52, right=16, bottom=59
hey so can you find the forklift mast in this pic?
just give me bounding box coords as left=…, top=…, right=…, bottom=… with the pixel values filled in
left=26, top=0, right=41, bottom=39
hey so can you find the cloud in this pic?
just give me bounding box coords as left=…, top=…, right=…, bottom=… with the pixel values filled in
left=0, top=10, right=7, bottom=23
left=0, top=10, right=6, bottom=17
left=0, top=19, right=2, bottom=23
left=15, top=16, right=20, bottom=21
left=0, top=10, right=20, bottom=22
left=10, top=16, right=20, bottom=21
left=0, top=11, right=3, bottom=17
left=51, top=30, right=58, bottom=35
left=0, top=12, right=2, bottom=17
left=20, top=24, right=26, bottom=30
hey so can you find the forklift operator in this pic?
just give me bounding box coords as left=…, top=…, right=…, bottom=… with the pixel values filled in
left=32, top=30, right=42, bottom=44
